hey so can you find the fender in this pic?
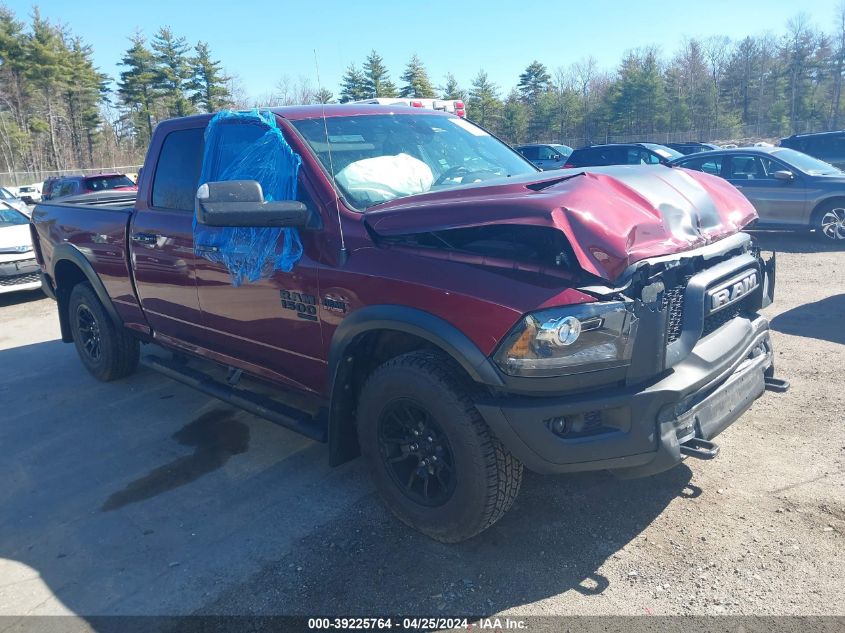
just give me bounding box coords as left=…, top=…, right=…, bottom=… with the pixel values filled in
left=326, top=304, right=505, bottom=466
left=50, top=243, right=124, bottom=343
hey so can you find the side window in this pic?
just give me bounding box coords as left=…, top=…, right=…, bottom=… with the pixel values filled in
left=728, top=155, right=771, bottom=180
left=626, top=148, right=653, bottom=164
left=681, top=155, right=724, bottom=176
left=758, top=157, right=785, bottom=177
left=151, top=127, right=205, bottom=211
left=606, top=147, right=626, bottom=164
left=519, top=147, right=539, bottom=160
left=644, top=151, right=661, bottom=164
left=205, top=121, right=267, bottom=178
left=537, top=146, right=557, bottom=160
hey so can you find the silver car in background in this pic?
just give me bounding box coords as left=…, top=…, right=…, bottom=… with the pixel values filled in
left=670, top=147, right=845, bottom=241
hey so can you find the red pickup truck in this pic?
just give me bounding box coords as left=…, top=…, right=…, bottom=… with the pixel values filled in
left=31, top=105, right=786, bottom=542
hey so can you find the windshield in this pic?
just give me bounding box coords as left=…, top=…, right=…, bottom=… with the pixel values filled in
left=772, top=148, right=841, bottom=175
left=0, top=207, right=27, bottom=226
left=291, top=114, right=537, bottom=210
left=0, top=187, right=16, bottom=200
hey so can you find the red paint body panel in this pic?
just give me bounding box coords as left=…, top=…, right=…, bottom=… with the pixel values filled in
left=366, top=166, right=757, bottom=281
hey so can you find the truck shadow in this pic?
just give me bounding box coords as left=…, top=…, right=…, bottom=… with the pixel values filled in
left=769, top=294, right=845, bottom=345
left=201, top=465, right=696, bottom=616
left=0, top=288, right=45, bottom=307
left=0, top=337, right=695, bottom=623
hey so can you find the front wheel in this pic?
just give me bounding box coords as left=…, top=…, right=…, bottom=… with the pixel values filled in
left=356, top=350, right=522, bottom=543
left=68, top=283, right=140, bottom=381
left=815, top=203, right=845, bottom=241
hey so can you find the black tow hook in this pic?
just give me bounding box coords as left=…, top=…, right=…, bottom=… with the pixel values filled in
left=680, top=437, right=720, bottom=460
left=764, top=376, right=790, bottom=393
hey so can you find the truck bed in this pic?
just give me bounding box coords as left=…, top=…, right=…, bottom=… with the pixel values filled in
left=32, top=192, right=143, bottom=326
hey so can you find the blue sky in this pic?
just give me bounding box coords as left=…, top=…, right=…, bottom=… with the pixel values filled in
left=6, top=0, right=841, bottom=100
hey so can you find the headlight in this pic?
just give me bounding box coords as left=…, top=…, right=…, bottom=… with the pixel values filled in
left=493, top=301, right=638, bottom=377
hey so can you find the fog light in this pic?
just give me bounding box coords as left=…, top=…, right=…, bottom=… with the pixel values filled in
left=549, top=416, right=568, bottom=436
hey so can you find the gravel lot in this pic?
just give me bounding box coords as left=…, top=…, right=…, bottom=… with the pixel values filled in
left=0, top=231, right=842, bottom=622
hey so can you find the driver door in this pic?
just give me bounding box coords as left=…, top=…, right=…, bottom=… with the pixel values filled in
left=193, top=116, right=325, bottom=394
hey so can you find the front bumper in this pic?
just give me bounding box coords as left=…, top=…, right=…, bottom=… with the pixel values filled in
left=0, top=255, right=41, bottom=295
left=475, top=315, right=777, bottom=477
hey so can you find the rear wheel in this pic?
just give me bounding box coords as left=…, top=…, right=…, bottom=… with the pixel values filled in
left=356, top=350, right=522, bottom=542
left=815, top=202, right=845, bottom=241
left=69, top=283, right=139, bottom=381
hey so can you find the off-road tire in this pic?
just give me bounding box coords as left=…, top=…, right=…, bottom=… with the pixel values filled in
left=68, top=283, right=139, bottom=382
left=356, top=350, right=522, bottom=542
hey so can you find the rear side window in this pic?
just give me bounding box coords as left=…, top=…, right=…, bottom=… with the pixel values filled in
left=679, top=155, right=724, bottom=176
left=568, top=148, right=600, bottom=166
left=519, top=146, right=539, bottom=160
left=537, top=146, right=557, bottom=160
left=152, top=127, right=205, bottom=211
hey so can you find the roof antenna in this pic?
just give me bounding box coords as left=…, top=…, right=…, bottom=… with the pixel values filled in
left=314, top=49, right=348, bottom=266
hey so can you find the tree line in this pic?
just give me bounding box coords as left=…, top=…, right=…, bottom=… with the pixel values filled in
left=1, top=5, right=843, bottom=180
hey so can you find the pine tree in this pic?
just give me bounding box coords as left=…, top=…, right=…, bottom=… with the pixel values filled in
left=187, top=41, right=231, bottom=113
left=63, top=38, right=108, bottom=164
left=339, top=64, right=368, bottom=102
left=517, top=60, right=551, bottom=105
left=363, top=50, right=397, bottom=98
left=467, top=70, right=501, bottom=130
left=313, top=88, right=335, bottom=104
left=151, top=26, right=193, bottom=117
left=400, top=54, right=435, bottom=98
left=118, top=33, right=159, bottom=147
left=500, top=90, right=528, bottom=143
left=440, top=73, right=465, bottom=100
left=24, top=9, right=66, bottom=169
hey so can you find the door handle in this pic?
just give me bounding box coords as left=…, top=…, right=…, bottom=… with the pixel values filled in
left=131, top=232, right=159, bottom=245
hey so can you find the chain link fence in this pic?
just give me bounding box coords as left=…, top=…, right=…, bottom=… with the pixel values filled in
left=0, top=165, right=143, bottom=189
left=558, top=120, right=825, bottom=150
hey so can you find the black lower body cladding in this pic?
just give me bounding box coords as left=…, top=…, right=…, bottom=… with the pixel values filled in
left=475, top=315, right=778, bottom=478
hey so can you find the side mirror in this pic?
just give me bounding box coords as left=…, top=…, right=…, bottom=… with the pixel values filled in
left=772, top=170, right=795, bottom=182
left=195, top=180, right=314, bottom=228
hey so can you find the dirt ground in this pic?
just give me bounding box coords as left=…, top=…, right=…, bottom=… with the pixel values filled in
left=0, top=230, right=842, bottom=622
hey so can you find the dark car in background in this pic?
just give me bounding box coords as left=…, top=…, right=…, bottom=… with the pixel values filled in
left=48, top=173, right=138, bottom=200
left=40, top=176, right=60, bottom=201
left=515, top=143, right=573, bottom=170
left=670, top=146, right=845, bottom=241
left=666, top=142, right=721, bottom=155
left=780, top=131, right=845, bottom=170
left=564, top=143, right=682, bottom=168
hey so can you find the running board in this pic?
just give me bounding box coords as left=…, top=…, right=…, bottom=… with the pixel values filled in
left=141, top=355, right=327, bottom=442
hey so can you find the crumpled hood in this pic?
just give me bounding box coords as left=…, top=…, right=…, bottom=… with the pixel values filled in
left=365, top=165, right=757, bottom=281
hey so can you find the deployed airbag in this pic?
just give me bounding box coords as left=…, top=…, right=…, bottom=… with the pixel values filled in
left=335, top=153, right=433, bottom=206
